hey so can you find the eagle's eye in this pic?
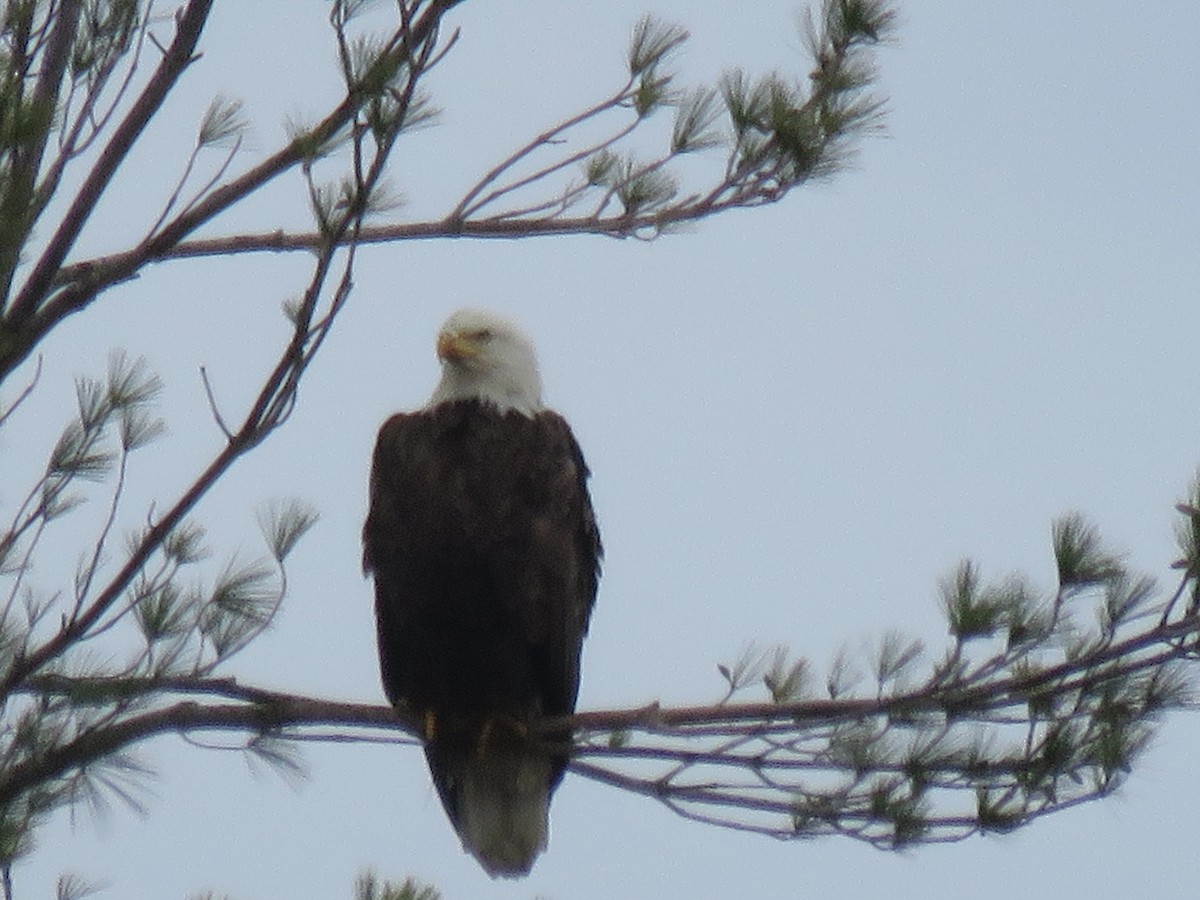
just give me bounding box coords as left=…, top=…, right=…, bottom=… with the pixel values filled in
left=475, top=328, right=494, bottom=341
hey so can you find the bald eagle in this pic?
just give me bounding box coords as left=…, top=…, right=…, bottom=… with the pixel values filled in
left=362, top=309, right=601, bottom=877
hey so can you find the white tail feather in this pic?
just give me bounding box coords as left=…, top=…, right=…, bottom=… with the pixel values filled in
left=454, top=748, right=553, bottom=878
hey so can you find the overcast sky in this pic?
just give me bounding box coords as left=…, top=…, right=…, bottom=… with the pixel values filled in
left=10, top=1, right=1200, bottom=897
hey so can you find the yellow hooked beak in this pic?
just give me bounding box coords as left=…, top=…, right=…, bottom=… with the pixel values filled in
left=437, top=330, right=478, bottom=363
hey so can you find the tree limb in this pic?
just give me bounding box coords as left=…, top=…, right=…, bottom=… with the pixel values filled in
left=0, top=0, right=468, bottom=383
left=5, top=0, right=215, bottom=329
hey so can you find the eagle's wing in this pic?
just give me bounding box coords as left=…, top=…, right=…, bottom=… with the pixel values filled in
left=362, top=402, right=600, bottom=720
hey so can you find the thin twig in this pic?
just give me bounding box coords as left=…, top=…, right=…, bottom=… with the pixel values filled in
left=199, top=366, right=233, bottom=441
left=0, top=355, right=43, bottom=429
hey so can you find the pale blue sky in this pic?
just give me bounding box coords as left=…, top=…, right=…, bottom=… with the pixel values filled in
left=10, top=1, right=1200, bottom=897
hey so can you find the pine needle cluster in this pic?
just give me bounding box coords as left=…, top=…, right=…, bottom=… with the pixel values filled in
left=569, top=495, right=1200, bottom=848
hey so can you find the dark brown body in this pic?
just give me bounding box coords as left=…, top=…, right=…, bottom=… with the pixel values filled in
left=362, top=398, right=600, bottom=875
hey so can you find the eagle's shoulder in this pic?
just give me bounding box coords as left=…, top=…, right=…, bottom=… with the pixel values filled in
left=363, top=400, right=600, bottom=578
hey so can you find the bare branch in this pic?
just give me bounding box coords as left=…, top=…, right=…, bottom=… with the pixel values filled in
left=0, top=355, right=42, bottom=429
left=199, top=366, right=234, bottom=441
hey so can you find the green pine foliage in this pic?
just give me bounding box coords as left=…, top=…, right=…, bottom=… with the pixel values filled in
left=355, top=872, right=442, bottom=900
left=573, top=502, right=1200, bottom=849
left=450, top=0, right=895, bottom=233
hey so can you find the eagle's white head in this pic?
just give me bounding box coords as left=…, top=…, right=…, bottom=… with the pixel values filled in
left=428, top=308, right=544, bottom=416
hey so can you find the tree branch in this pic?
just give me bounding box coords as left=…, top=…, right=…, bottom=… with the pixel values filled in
left=0, top=0, right=468, bottom=384
left=6, top=590, right=1198, bottom=846
left=0, top=695, right=404, bottom=807
left=5, top=0, right=215, bottom=329
left=0, top=0, right=84, bottom=305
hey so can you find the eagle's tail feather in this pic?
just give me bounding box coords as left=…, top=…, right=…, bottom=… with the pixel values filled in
left=425, top=738, right=554, bottom=878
